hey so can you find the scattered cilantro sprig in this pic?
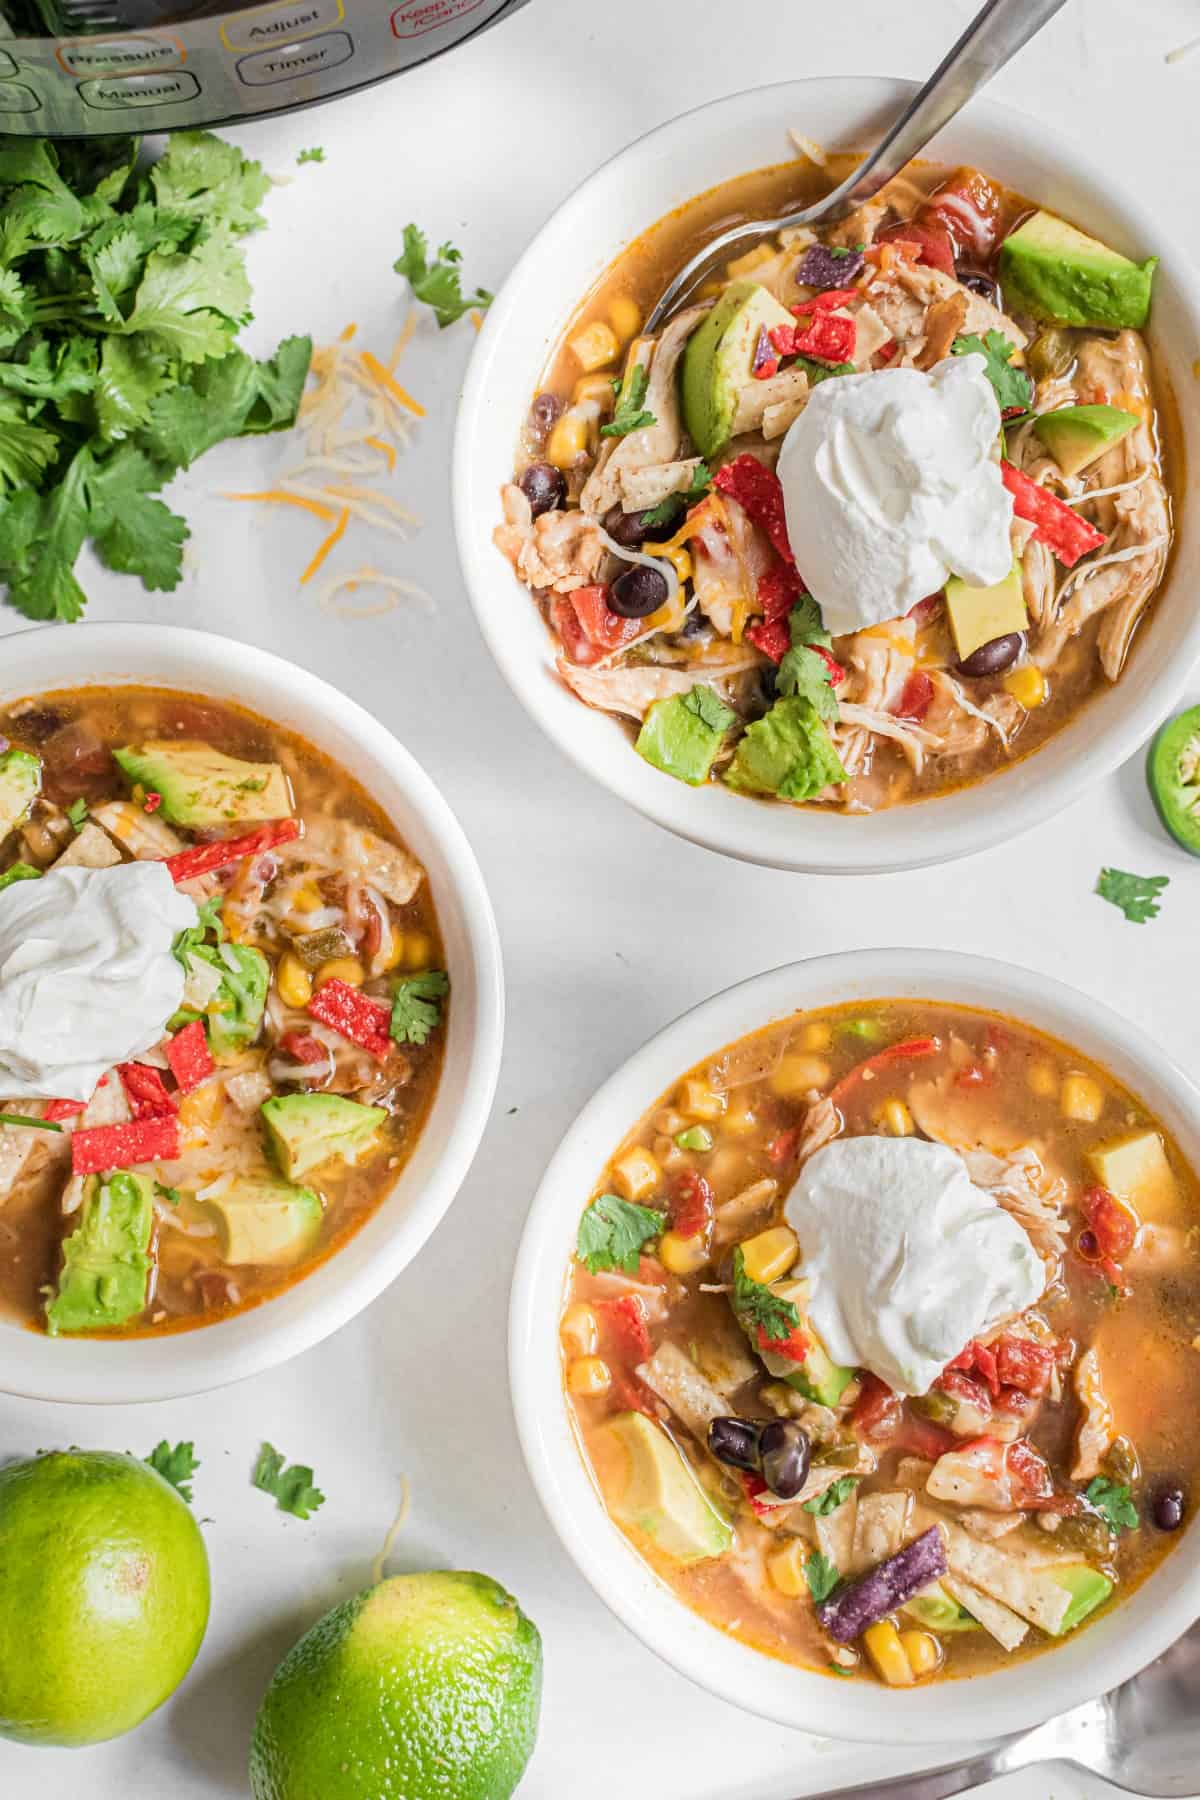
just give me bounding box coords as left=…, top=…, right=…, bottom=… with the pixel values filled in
left=600, top=363, right=656, bottom=439
left=296, top=147, right=325, bottom=166
left=952, top=330, right=1032, bottom=415
left=389, top=969, right=449, bottom=1046
left=776, top=595, right=838, bottom=721
left=1096, top=867, right=1169, bottom=924
left=642, top=460, right=711, bottom=530
left=1086, top=1476, right=1139, bottom=1533
left=804, top=1476, right=859, bottom=1517
left=146, top=1439, right=199, bottom=1503
left=253, top=1442, right=325, bottom=1519
left=394, top=224, right=492, bottom=328
left=731, top=1246, right=801, bottom=1345
left=804, top=1551, right=841, bottom=1602
left=576, top=1193, right=665, bottom=1275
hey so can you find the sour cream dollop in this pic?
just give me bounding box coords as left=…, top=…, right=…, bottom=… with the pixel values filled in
left=0, top=861, right=197, bottom=1101
left=783, top=1135, right=1044, bottom=1396
left=776, top=354, right=1013, bottom=637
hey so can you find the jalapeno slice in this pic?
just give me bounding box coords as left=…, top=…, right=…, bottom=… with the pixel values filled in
left=1148, top=704, right=1200, bottom=857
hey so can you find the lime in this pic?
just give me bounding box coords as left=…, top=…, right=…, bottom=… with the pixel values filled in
left=250, top=1570, right=542, bottom=1800
left=0, top=1450, right=210, bottom=1746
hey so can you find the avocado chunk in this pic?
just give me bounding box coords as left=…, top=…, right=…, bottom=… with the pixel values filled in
left=1148, top=703, right=1200, bottom=858
left=113, top=741, right=292, bottom=828
left=945, top=562, right=1028, bottom=661
left=998, top=211, right=1157, bottom=331
left=262, top=1092, right=386, bottom=1180
left=0, top=861, right=40, bottom=894
left=45, top=1172, right=153, bottom=1336
left=1033, top=404, right=1139, bottom=478
left=202, top=1177, right=322, bottom=1266
left=745, top=1280, right=856, bottom=1406
left=1088, top=1129, right=1181, bottom=1224
left=681, top=281, right=797, bottom=458
left=636, top=684, right=737, bottom=786
left=1048, top=1565, right=1114, bottom=1635
left=0, top=748, right=41, bottom=848
left=602, top=1411, right=732, bottom=1564
left=723, top=696, right=846, bottom=804
left=901, top=1584, right=982, bottom=1634
left=188, top=942, right=269, bottom=1056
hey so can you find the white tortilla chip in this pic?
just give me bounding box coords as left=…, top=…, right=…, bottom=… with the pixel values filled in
left=943, top=1574, right=1029, bottom=1652
left=917, top=1510, right=1073, bottom=1634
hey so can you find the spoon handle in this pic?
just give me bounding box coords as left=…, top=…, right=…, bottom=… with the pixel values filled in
left=796, top=1742, right=1040, bottom=1800
left=823, top=0, right=1072, bottom=218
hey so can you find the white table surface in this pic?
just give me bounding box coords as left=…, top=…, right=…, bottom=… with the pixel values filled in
left=2, top=0, right=1198, bottom=1794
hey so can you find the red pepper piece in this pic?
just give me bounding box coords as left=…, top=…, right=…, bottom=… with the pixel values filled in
left=747, top=561, right=805, bottom=662
left=118, top=1062, right=177, bottom=1119
left=993, top=1336, right=1056, bottom=1398
left=278, top=1030, right=327, bottom=1065
left=751, top=325, right=779, bottom=380
left=1001, top=462, right=1106, bottom=568
left=946, top=1338, right=1000, bottom=1398
left=852, top=1372, right=902, bottom=1440
left=759, top=1323, right=809, bottom=1364
left=894, top=670, right=933, bottom=722
left=766, top=1128, right=799, bottom=1165
left=670, top=1168, right=715, bottom=1241
left=308, top=978, right=391, bottom=1061
left=164, top=818, right=300, bottom=885
left=806, top=287, right=861, bottom=313
left=876, top=219, right=956, bottom=277
left=71, top=1114, right=180, bottom=1177
left=44, top=1097, right=86, bottom=1121
left=551, top=585, right=641, bottom=666
left=791, top=310, right=856, bottom=364
left=602, top=1294, right=653, bottom=1364
left=830, top=1037, right=941, bottom=1107
left=1006, top=1438, right=1064, bottom=1512
left=742, top=1472, right=775, bottom=1517
left=714, top=455, right=794, bottom=563
left=165, top=1020, right=215, bottom=1095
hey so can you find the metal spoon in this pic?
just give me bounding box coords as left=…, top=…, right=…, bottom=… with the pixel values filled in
left=804, top=1618, right=1200, bottom=1800
left=643, top=0, right=1071, bottom=334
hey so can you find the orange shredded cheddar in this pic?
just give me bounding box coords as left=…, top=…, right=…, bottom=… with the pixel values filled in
left=364, top=435, right=397, bottom=471
left=300, top=507, right=349, bottom=585
left=339, top=322, right=358, bottom=342
left=470, top=309, right=485, bottom=332
left=388, top=310, right=417, bottom=372
left=225, top=489, right=339, bottom=523
left=360, top=350, right=425, bottom=417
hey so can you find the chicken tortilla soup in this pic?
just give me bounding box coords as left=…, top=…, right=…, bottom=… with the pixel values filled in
left=562, top=1002, right=1199, bottom=1684
left=0, top=687, right=448, bottom=1336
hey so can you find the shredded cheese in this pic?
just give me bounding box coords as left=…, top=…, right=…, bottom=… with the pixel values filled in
left=300, top=508, right=349, bottom=585
left=224, top=489, right=339, bottom=523
left=370, top=1476, right=412, bottom=1586
left=359, top=350, right=426, bottom=418
left=316, top=567, right=435, bottom=619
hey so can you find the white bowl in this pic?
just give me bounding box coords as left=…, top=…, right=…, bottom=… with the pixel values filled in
left=455, top=78, right=1200, bottom=874
left=0, top=623, right=504, bottom=1405
left=510, top=949, right=1200, bottom=1740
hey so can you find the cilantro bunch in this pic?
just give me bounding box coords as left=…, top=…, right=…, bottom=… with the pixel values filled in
left=0, top=132, right=312, bottom=622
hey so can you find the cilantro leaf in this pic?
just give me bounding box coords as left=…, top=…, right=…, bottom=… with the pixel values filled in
left=804, top=1476, right=860, bottom=1516
left=683, top=684, right=736, bottom=734
left=149, top=130, right=272, bottom=236
left=0, top=447, right=91, bottom=622
left=576, top=1193, right=665, bottom=1275
left=146, top=1439, right=199, bottom=1502
left=804, top=1551, right=841, bottom=1602
left=154, top=1181, right=182, bottom=1207
left=138, top=338, right=311, bottom=469
left=389, top=969, right=450, bottom=1046
left=297, top=147, right=326, bottom=165
left=776, top=598, right=838, bottom=722
left=796, top=355, right=855, bottom=386
left=252, top=1442, right=325, bottom=1519
left=394, top=224, right=492, bottom=328
left=731, top=1246, right=801, bottom=1345
left=172, top=893, right=226, bottom=968
left=0, top=408, right=60, bottom=493
left=66, top=797, right=88, bottom=833
left=85, top=443, right=189, bottom=591
left=1086, top=1477, right=1139, bottom=1533
left=0, top=1112, right=63, bottom=1132
left=121, top=237, right=244, bottom=362
left=1096, top=867, right=1169, bottom=925
left=601, top=363, right=656, bottom=438
left=95, top=336, right=168, bottom=442
left=642, top=461, right=712, bottom=530
left=952, top=330, right=1033, bottom=415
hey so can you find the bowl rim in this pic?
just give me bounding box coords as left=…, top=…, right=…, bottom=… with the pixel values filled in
left=509, top=947, right=1200, bottom=1740
left=0, top=622, right=504, bottom=1404
left=454, top=76, right=1200, bottom=874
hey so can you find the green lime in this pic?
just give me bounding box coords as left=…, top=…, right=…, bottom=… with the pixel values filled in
left=0, top=1450, right=210, bottom=1747
left=250, top=1570, right=542, bottom=1800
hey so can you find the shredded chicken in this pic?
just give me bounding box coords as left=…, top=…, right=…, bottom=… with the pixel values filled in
left=556, top=657, right=758, bottom=723
left=797, top=1094, right=840, bottom=1162
left=580, top=306, right=709, bottom=518
left=914, top=291, right=969, bottom=371
left=494, top=484, right=607, bottom=594
left=961, top=1146, right=1070, bottom=1269
left=843, top=619, right=916, bottom=712
left=1071, top=1347, right=1115, bottom=1481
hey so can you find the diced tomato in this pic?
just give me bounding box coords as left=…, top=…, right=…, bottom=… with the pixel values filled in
left=995, top=1386, right=1034, bottom=1419
left=670, top=1168, right=715, bottom=1241
left=811, top=645, right=846, bottom=687
left=44, top=1098, right=86, bottom=1121
left=936, top=1368, right=993, bottom=1416
left=714, top=455, right=794, bottom=563
left=552, top=584, right=642, bottom=667
left=742, top=1472, right=775, bottom=1517
left=755, top=561, right=804, bottom=621
left=550, top=596, right=599, bottom=665
left=897, top=1412, right=957, bottom=1460
left=759, top=1322, right=810, bottom=1364
left=1006, top=1437, right=1062, bottom=1511
left=1000, top=462, right=1106, bottom=568
left=1082, top=1186, right=1137, bottom=1261
left=946, top=1339, right=1000, bottom=1398
left=852, top=1372, right=902, bottom=1440
left=278, top=1030, right=326, bottom=1065
left=875, top=219, right=956, bottom=277
left=164, top=819, right=300, bottom=885
left=308, top=979, right=392, bottom=1061
left=601, top=1294, right=653, bottom=1364
left=805, top=287, right=861, bottom=313
left=994, top=1335, right=1056, bottom=1398
left=117, top=1062, right=177, bottom=1120
left=71, top=1114, right=180, bottom=1177
left=165, top=1020, right=215, bottom=1095
left=766, top=1128, right=799, bottom=1165
left=830, top=1037, right=940, bottom=1107
left=918, top=167, right=1004, bottom=263
left=143, top=790, right=162, bottom=814
left=894, top=670, right=933, bottom=722
left=876, top=336, right=899, bottom=366
left=746, top=616, right=790, bottom=663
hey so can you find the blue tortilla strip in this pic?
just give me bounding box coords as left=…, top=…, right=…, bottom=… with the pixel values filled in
left=816, top=1525, right=948, bottom=1642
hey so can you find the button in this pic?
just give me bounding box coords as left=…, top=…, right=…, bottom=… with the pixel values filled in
left=235, top=29, right=351, bottom=84
left=391, top=0, right=486, bottom=39
left=0, top=49, right=18, bottom=75
left=0, top=82, right=40, bottom=112
left=78, top=70, right=200, bottom=108
left=58, top=35, right=184, bottom=77
left=221, top=0, right=343, bottom=52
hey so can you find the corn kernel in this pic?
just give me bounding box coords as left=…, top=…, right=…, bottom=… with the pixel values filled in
left=679, top=1080, right=725, bottom=1122
left=315, top=956, right=365, bottom=990
left=767, top=1538, right=810, bottom=1598
left=721, top=1097, right=758, bottom=1137
left=738, top=1225, right=799, bottom=1286
left=403, top=933, right=433, bottom=971
left=561, top=1303, right=599, bottom=1357
left=277, top=951, right=313, bottom=1009
left=546, top=411, right=589, bottom=471
left=1004, top=663, right=1048, bottom=709
left=726, top=242, right=776, bottom=280
left=864, top=1620, right=914, bottom=1687
left=899, top=1630, right=942, bottom=1680
left=291, top=880, right=324, bottom=914
left=569, top=319, right=619, bottom=372
left=799, top=1021, right=833, bottom=1051
left=608, top=294, right=642, bottom=343
left=1062, top=1072, right=1105, bottom=1123
left=643, top=591, right=688, bottom=637
left=567, top=1356, right=611, bottom=1397
left=658, top=1230, right=710, bottom=1276
left=179, top=1081, right=223, bottom=1131
left=1027, top=1060, right=1058, bottom=1098
left=572, top=371, right=616, bottom=406
left=770, top=1054, right=832, bottom=1099
left=612, top=1146, right=660, bottom=1202
left=875, top=1098, right=914, bottom=1138
left=654, top=1108, right=686, bottom=1136
left=377, top=930, right=406, bottom=973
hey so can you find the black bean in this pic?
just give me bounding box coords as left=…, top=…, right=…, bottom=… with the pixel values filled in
left=958, top=268, right=1001, bottom=305
left=708, top=1417, right=762, bottom=1473
left=610, top=563, right=669, bottom=619
left=528, top=392, right=562, bottom=442
left=519, top=461, right=566, bottom=518
left=1153, top=1485, right=1186, bottom=1532
left=955, top=633, right=1024, bottom=678
left=602, top=504, right=660, bottom=548
left=758, top=1419, right=812, bottom=1500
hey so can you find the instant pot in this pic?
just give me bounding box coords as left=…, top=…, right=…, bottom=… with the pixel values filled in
left=0, top=0, right=527, bottom=133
